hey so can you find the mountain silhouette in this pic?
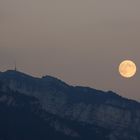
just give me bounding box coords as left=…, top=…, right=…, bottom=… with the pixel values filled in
left=0, top=70, right=140, bottom=140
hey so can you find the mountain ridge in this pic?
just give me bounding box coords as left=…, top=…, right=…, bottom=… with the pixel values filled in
left=0, top=70, right=140, bottom=140
left=0, top=70, right=123, bottom=96
left=0, top=70, right=139, bottom=104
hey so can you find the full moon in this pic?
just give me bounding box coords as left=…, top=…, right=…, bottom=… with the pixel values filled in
left=119, top=60, right=137, bottom=78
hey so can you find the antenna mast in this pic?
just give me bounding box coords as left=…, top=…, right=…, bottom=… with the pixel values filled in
left=14, top=61, right=17, bottom=71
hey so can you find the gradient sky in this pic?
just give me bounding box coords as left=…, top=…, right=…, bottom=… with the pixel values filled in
left=0, top=0, right=140, bottom=100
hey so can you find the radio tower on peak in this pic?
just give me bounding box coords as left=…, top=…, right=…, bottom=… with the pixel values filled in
left=14, top=61, right=17, bottom=71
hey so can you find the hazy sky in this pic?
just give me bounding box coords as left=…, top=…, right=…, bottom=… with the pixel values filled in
left=1, top=0, right=140, bottom=100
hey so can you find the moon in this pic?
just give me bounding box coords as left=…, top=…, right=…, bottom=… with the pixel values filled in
left=119, top=60, right=137, bottom=78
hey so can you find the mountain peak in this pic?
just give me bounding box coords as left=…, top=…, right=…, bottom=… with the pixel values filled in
left=42, top=75, right=68, bottom=86
left=3, top=70, right=28, bottom=75
left=1, top=70, right=36, bottom=78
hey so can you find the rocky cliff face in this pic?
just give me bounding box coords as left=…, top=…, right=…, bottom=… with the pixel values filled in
left=0, top=70, right=140, bottom=140
left=0, top=83, right=112, bottom=140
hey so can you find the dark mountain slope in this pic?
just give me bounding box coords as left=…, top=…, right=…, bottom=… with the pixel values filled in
left=0, top=70, right=140, bottom=140
left=0, top=83, right=112, bottom=140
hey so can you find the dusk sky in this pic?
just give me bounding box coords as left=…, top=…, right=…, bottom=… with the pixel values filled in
left=0, top=0, right=140, bottom=100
